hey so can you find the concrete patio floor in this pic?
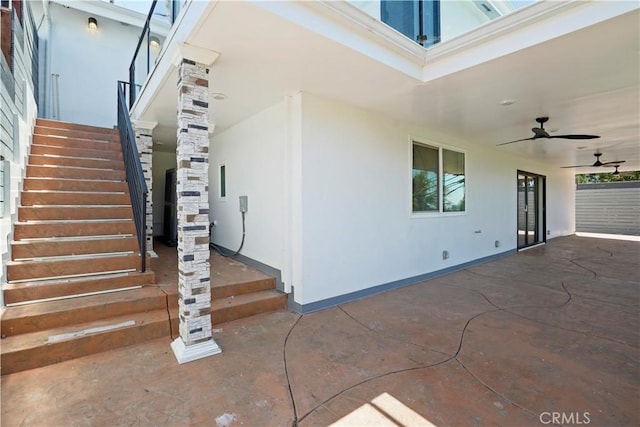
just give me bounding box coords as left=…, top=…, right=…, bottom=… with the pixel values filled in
left=2, top=235, right=639, bottom=426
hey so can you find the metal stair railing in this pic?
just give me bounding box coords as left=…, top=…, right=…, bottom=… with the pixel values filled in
left=117, top=80, right=148, bottom=272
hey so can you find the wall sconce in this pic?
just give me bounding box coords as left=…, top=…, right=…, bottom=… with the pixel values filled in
left=149, top=36, right=161, bottom=50
left=88, top=17, right=98, bottom=30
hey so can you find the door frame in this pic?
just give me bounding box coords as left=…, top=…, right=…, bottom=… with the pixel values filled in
left=517, top=170, right=547, bottom=250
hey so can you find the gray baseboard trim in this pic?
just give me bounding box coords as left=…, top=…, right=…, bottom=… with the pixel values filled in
left=289, top=249, right=516, bottom=314
left=213, top=245, right=283, bottom=291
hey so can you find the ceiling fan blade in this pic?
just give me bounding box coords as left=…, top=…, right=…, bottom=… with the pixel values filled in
left=496, top=137, right=536, bottom=146
left=532, top=127, right=549, bottom=138
left=547, top=134, right=600, bottom=140
left=560, top=165, right=592, bottom=168
left=602, top=160, right=626, bottom=166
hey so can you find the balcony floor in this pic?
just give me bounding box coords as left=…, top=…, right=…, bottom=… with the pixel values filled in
left=2, top=235, right=638, bottom=426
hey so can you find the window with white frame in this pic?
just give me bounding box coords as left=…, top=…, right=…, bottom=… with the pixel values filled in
left=412, top=141, right=465, bottom=213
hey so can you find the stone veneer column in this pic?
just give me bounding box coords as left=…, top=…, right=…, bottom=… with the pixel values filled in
left=132, top=121, right=157, bottom=258
left=170, top=57, right=221, bottom=363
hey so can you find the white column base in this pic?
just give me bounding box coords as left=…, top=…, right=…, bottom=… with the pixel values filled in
left=171, top=337, right=222, bottom=364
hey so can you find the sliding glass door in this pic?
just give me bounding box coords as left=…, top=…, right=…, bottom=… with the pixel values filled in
left=517, top=171, right=546, bottom=249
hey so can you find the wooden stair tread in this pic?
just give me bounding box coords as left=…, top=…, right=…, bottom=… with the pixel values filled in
left=36, top=119, right=118, bottom=134
left=20, top=191, right=131, bottom=206
left=1, top=286, right=164, bottom=321
left=2, top=271, right=156, bottom=305
left=23, top=178, right=128, bottom=192
left=6, top=253, right=141, bottom=282
left=33, top=127, right=119, bottom=141
left=28, top=154, right=125, bottom=170
left=0, top=309, right=170, bottom=375
left=32, top=134, right=121, bottom=150
left=30, top=144, right=123, bottom=161
left=1, top=309, right=168, bottom=353
left=211, top=289, right=287, bottom=311
left=13, top=220, right=135, bottom=240
left=11, top=236, right=139, bottom=260
left=19, top=206, right=133, bottom=221
left=27, top=165, right=126, bottom=180
left=1, top=286, right=167, bottom=337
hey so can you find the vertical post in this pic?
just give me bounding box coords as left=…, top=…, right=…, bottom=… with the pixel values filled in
left=132, top=121, right=158, bottom=258
left=170, top=57, right=221, bottom=363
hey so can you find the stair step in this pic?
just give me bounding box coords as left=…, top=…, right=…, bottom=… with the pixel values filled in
left=34, top=126, right=118, bottom=142
left=6, top=253, right=142, bottom=282
left=212, top=277, right=277, bottom=299
left=168, top=290, right=287, bottom=330
left=11, top=236, right=139, bottom=260
left=0, top=309, right=170, bottom=375
left=36, top=119, right=117, bottom=135
left=27, top=164, right=126, bottom=180
left=3, top=271, right=156, bottom=305
left=164, top=277, right=279, bottom=307
left=19, top=205, right=133, bottom=221
left=211, top=290, right=287, bottom=325
left=23, top=178, right=128, bottom=193
left=32, top=134, right=121, bottom=151
left=30, top=144, right=123, bottom=161
left=29, top=154, right=124, bottom=170
left=21, top=191, right=131, bottom=206
left=1, top=286, right=165, bottom=336
left=13, top=220, right=135, bottom=239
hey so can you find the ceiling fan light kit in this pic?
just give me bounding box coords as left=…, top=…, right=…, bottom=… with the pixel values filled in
left=497, top=116, right=600, bottom=146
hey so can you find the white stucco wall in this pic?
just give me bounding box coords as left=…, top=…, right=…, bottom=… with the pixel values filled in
left=201, top=91, right=575, bottom=308
left=209, top=101, right=288, bottom=273
left=37, top=3, right=145, bottom=127
left=295, top=93, right=575, bottom=305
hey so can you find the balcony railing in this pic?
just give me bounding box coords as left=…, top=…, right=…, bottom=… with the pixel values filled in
left=128, top=0, right=183, bottom=107
left=349, top=0, right=535, bottom=48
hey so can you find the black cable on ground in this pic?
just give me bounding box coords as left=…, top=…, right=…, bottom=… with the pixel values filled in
left=283, top=314, right=303, bottom=427
left=295, top=266, right=587, bottom=423
left=209, top=212, right=246, bottom=258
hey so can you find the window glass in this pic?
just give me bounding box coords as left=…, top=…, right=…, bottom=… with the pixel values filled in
left=412, top=142, right=465, bottom=214
left=443, top=149, right=465, bottom=212
left=412, top=143, right=439, bottom=212
left=219, top=164, right=226, bottom=198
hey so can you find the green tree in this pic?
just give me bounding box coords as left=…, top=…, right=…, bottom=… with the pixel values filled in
left=413, top=171, right=438, bottom=211
left=576, top=170, right=640, bottom=184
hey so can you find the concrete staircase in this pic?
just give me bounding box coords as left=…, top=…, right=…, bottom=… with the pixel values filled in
left=1, top=119, right=287, bottom=375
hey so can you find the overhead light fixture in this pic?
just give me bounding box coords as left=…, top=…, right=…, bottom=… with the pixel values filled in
left=88, top=17, right=98, bottom=30
left=499, top=99, right=516, bottom=106
left=212, top=93, right=227, bottom=101
left=150, top=36, right=161, bottom=50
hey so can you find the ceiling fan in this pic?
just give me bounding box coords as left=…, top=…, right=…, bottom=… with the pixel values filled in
left=497, top=117, right=600, bottom=146
left=561, top=152, right=626, bottom=169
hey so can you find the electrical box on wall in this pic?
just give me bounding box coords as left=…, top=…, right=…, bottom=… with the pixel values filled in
left=239, top=195, right=248, bottom=213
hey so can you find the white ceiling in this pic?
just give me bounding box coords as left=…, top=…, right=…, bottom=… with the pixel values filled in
left=140, top=1, right=639, bottom=174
